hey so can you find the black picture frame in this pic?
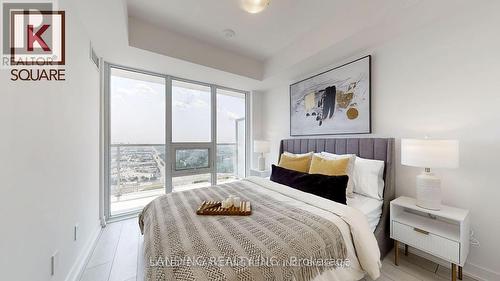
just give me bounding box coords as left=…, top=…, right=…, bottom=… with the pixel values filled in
left=289, top=55, right=371, bottom=136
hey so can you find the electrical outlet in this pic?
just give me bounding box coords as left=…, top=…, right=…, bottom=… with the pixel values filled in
left=51, top=251, right=59, bottom=276
left=470, top=229, right=480, bottom=247
left=74, top=224, right=79, bottom=241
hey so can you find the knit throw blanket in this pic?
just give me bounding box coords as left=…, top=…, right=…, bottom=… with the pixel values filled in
left=139, top=180, right=347, bottom=281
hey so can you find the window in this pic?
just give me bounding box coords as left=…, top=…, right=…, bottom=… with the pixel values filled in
left=108, top=67, right=166, bottom=216
left=172, top=80, right=211, bottom=143
left=171, top=79, right=214, bottom=191
left=172, top=174, right=212, bottom=192
left=175, top=148, right=210, bottom=171
left=216, top=89, right=247, bottom=184
left=104, top=64, right=248, bottom=219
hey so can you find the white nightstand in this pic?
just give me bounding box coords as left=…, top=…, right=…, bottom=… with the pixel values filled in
left=249, top=169, right=271, bottom=178
left=390, top=196, right=470, bottom=281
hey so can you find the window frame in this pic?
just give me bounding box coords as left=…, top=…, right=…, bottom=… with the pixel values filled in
left=102, top=62, right=250, bottom=221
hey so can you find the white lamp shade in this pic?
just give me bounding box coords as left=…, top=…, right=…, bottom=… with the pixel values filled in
left=401, top=139, right=459, bottom=169
left=254, top=140, right=270, bottom=153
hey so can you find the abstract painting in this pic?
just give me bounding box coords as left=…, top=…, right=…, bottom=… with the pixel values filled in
left=290, top=56, right=371, bottom=136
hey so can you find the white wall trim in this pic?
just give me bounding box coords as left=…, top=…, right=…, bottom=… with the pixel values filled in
left=64, top=225, right=103, bottom=281
left=464, top=262, right=500, bottom=281
left=399, top=244, right=500, bottom=281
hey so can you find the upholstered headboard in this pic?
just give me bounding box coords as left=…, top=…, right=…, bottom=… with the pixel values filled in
left=278, top=138, right=395, bottom=258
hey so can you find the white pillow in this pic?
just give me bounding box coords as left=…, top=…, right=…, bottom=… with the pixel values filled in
left=320, top=152, right=356, bottom=198
left=352, top=156, right=385, bottom=200
left=283, top=151, right=314, bottom=158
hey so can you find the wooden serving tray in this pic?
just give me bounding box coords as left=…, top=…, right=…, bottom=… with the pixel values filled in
left=196, top=201, right=252, bottom=216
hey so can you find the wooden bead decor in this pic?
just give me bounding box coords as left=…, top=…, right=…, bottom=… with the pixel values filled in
left=196, top=201, right=252, bottom=216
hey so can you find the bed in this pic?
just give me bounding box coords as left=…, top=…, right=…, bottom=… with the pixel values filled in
left=347, top=194, right=383, bottom=233
left=139, top=137, right=394, bottom=281
left=279, top=138, right=395, bottom=258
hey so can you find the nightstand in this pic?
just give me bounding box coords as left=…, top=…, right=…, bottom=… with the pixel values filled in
left=390, top=196, right=470, bottom=281
left=249, top=169, right=271, bottom=178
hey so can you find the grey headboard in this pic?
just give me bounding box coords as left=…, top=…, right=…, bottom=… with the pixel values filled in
left=278, top=138, right=395, bottom=258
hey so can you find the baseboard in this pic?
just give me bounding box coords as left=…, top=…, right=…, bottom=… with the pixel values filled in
left=65, top=224, right=103, bottom=281
left=398, top=244, right=500, bottom=281
left=464, top=262, right=500, bottom=281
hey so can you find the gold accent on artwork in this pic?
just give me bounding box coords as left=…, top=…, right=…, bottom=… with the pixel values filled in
left=346, top=108, right=359, bottom=120
left=336, top=90, right=354, bottom=108
left=304, top=92, right=316, bottom=111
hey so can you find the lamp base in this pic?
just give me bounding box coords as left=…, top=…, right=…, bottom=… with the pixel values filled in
left=258, top=155, right=266, bottom=171
left=416, top=171, right=442, bottom=210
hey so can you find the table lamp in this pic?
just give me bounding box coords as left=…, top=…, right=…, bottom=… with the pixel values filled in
left=254, top=140, right=270, bottom=171
left=401, top=139, right=459, bottom=210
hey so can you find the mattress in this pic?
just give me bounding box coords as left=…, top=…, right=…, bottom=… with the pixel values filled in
left=140, top=177, right=382, bottom=281
left=347, top=194, right=383, bottom=232
left=265, top=176, right=383, bottom=232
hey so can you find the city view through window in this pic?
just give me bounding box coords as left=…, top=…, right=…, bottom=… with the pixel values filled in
left=109, top=68, right=246, bottom=216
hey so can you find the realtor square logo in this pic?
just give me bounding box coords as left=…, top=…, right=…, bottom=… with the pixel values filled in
left=2, top=1, right=65, bottom=66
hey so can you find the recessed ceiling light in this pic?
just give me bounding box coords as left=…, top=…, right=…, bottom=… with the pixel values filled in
left=222, top=29, right=236, bottom=38
left=240, top=0, right=270, bottom=14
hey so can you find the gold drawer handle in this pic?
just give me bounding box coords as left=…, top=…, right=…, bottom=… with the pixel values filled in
left=413, top=227, right=429, bottom=235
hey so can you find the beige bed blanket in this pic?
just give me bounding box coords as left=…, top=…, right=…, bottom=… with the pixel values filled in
left=139, top=179, right=348, bottom=281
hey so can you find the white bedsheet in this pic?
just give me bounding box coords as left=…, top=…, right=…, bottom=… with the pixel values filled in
left=347, top=194, right=383, bottom=232
left=245, top=177, right=381, bottom=281
left=265, top=177, right=383, bottom=232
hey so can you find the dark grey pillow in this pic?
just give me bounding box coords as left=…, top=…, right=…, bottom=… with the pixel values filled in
left=270, top=164, right=348, bottom=205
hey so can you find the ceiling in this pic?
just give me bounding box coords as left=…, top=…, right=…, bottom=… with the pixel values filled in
left=70, top=0, right=478, bottom=89
left=127, top=0, right=362, bottom=62
left=127, top=0, right=423, bottom=62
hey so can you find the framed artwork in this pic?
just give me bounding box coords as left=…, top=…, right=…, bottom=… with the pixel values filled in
left=290, top=55, right=371, bottom=136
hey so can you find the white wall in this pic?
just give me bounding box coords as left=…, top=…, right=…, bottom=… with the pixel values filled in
left=260, top=4, right=500, bottom=280
left=0, top=2, right=101, bottom=281
left=128, top=17, right=264, bottom=80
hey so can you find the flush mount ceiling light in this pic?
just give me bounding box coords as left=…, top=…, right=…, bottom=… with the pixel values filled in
left=240, top=0, right=270, bottom=14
